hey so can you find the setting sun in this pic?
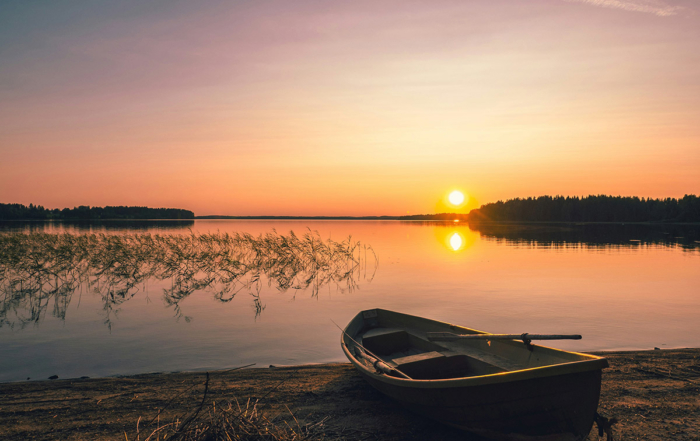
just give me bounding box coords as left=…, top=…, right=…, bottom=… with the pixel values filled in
left=448, top=191, right=465, bottom=206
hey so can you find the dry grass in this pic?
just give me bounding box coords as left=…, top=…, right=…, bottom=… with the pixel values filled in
left=130, top=368, right=326, bottom=441
left=136, top=397, right=326, bottom=441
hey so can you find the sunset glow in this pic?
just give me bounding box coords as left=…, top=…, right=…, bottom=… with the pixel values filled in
left=2, top=2, right=700, bottom=434
left=1, top=0, right=698, bottom=215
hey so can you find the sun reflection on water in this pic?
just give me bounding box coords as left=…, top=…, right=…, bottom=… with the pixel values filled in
left=449, top=232, right=463, bottom=251
left=437, top=227, right=478, bottom=253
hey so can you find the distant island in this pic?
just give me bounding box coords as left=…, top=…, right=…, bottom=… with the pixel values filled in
left=196, top=213, right=471, bottom=221
left=0, top=204, right=194, bottom=220
left=2, top=195, right=698, bottom=223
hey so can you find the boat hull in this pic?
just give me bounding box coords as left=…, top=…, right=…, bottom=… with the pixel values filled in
left=358, top=368, right=602, bottom=441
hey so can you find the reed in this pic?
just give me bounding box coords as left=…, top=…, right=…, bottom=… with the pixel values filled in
left=0, top=231, right=376, bottom=329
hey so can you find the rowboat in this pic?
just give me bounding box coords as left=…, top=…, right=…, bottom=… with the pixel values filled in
left=340, top=309, right=608, bottom=441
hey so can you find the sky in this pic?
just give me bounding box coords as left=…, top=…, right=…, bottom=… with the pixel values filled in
left=1, top=0, right=698, bottom=216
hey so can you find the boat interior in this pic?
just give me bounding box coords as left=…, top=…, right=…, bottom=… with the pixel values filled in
left=348, top=309, right=596, bottom=380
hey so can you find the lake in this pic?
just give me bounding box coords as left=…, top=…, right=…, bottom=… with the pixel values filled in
left=1, top=220, right=698, bottom=382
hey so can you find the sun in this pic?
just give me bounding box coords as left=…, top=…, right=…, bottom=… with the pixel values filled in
left=448, top=190, right=465, bottom=206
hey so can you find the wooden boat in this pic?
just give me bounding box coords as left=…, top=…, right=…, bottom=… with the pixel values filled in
left=341, top=309, right=608, bottom=441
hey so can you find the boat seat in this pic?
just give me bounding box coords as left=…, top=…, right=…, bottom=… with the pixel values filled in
left=449, top=346, right=522, bottom=371
left=401, top=329, right=523, bottom=372
left=362, top=328, right=410, bottom=355
left=390, top=350, right=507, bottom=379
left=391, top=351, right=445, bottom=366
left=363, top=327, right=405, bottom=339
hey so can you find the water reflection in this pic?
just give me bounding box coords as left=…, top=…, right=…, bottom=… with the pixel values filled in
left=431, top=226, right=478, bottom=253
left=0, top=220, right=195, bottom=233
left=402, top=221, right=700, bottom=251
left=467, top=222, right=700, bottom=250
left=449, top=232, right=463, bottom=251
left=1, top=220, right=698, bottom=382
left=0, top=231, right=375, bottom=329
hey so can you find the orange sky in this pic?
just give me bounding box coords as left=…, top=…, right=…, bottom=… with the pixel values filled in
left=1, top=0, right=698, bottom=216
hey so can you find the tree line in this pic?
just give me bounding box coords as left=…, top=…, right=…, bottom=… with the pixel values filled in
left=0, top=203, right=195, bottom=220
left=3, top=195, right=699, bottom=223
left=468, top=195, right=700, bottom=223
left=399, top=213, right=469, bottom=221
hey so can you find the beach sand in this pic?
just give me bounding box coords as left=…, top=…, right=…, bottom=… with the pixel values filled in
left=1, top=349, right=698, bottom=440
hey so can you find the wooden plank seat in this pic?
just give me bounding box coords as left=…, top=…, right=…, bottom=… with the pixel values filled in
left=402, top=329, right=522, bottom=372
left=361, top=328, right=410, bottom=355
left=389, top=349, right=506, bottom=379
left=454, top=346, right=522, bottom=372
left=391, top=351, right=445, bottom=366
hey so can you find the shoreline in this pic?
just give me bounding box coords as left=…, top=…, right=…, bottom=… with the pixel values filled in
left=1, top=348, right=698, bottom=440
left=0, top=346, right=684, bottom=386
left=1, top=346, right=693, bottom=386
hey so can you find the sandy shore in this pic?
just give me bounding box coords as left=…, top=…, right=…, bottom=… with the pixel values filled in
left=1, top=349, right=698, bottom=440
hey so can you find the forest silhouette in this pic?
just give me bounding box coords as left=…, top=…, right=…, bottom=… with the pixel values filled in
left=467, top=195, right=700, bottom=223
left=2, top=195, right=699, bottom=223
left=0, top=204, right=194, bottom=220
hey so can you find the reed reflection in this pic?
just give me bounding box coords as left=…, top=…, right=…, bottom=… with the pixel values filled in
left=0, top=231, right=375, bottom=329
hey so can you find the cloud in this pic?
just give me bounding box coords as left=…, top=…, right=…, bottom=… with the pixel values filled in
left=565, top=0, right=684, bottom=16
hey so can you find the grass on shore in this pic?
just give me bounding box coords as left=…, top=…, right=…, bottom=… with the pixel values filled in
left=132, top=369, right=325, bottom=441
left=136, top=397, right=324, bottom=441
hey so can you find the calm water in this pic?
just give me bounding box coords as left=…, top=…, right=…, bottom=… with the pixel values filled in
left=1, top=220, right=698, bottom=382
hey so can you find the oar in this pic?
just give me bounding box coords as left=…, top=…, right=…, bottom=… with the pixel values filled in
left=331, top=319, right=412, bottom=380
left=428, top=332, right=581, bottom=350
left=427, top=332, right=582, bottom=342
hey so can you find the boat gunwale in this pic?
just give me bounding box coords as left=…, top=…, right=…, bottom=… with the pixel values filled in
left=342, top=309, right=609, bottom=388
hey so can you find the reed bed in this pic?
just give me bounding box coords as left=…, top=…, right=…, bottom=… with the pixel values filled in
left=0, top=231, right=375, bottom=329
